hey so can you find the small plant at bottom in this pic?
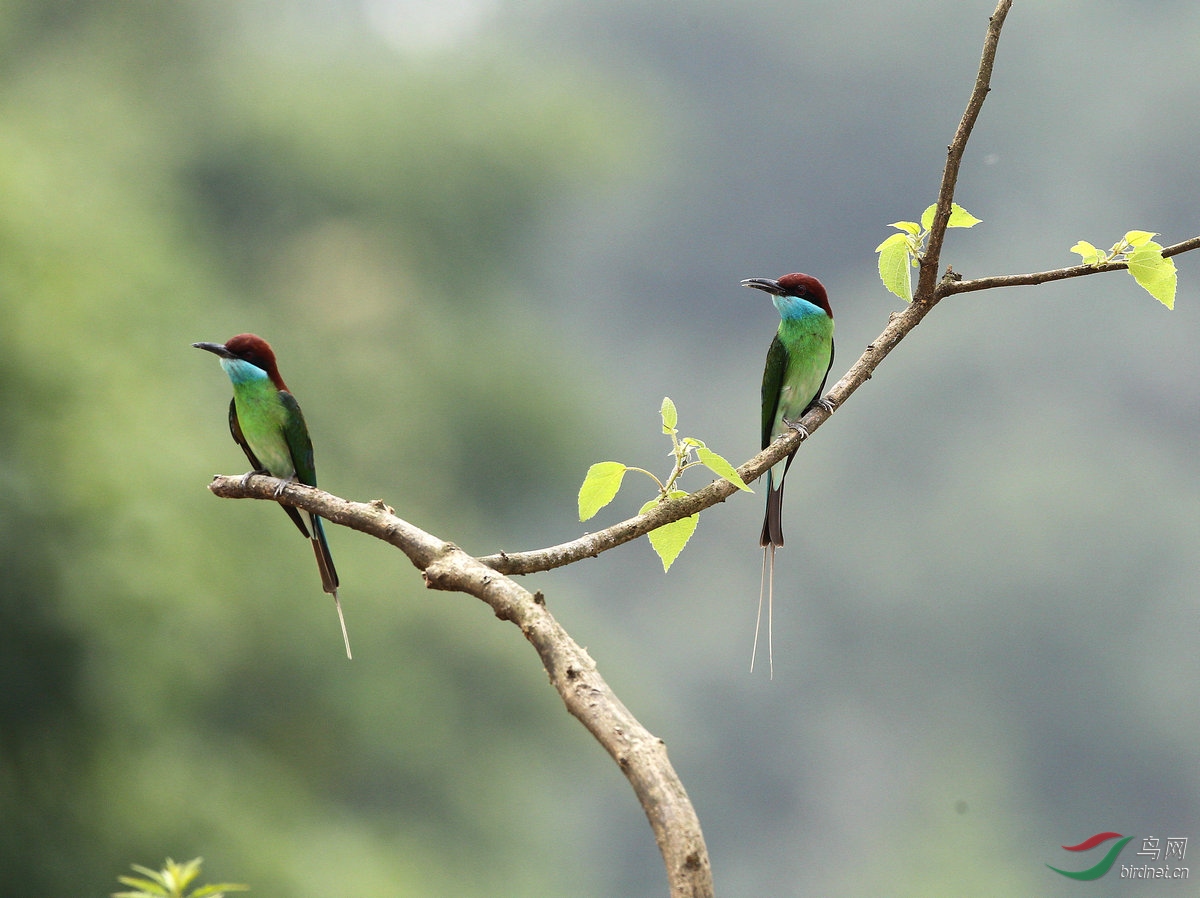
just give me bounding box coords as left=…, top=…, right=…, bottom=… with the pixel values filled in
left=113, top=857, right=248, bottom=898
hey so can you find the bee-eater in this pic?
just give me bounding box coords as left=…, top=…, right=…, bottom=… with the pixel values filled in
left=742, top=273, right=835, bottom=676
left=194, top=334, right=352, bottom=659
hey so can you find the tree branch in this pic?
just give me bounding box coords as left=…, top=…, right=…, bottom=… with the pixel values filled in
left=1161, top=235, right=1200, bottom=258
left=483, top=0, right=1200, bottom=579
left=200, top=4, right=1199, bottom=896
left=206, top=474, right=714, bottom=898
left=483, top=0, right=1015, bottom=578
left=441, top=210, right=1200, bottom=577
left=940, top=234, right=1200, bottom=297
left=918, top=0, right=1012, bottom=302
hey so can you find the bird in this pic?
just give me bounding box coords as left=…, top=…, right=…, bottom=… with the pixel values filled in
left=741, top=273, right=835, bottom=677
left=193, top=333, right=352, bottom=659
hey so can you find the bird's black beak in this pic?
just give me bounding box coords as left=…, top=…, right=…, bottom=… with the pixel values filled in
left=192, top=341, right=235, bottom=359
left=741, top=277, right=784, bottom=295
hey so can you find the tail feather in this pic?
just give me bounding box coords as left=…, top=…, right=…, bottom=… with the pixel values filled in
left=759, top=469, right=787, bottom=548
left=755, top=465, right=790, bottom=678
left=329, top=590, right=352, bottom=660
left=309, top=514, right=339, bottom=593
left=751, top=545, right=776, bottom=679
left=310, top=514, right=352, bottom=659
left=282, top=503, right=312, bottom=539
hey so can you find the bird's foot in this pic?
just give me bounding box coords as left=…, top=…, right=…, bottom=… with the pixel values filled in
left=813, top=397, right=836, bottom=414
left=239, top=469, right=268, bottom=489
left=781, top=416, right=811, bottom=439
left=273, top=474, right=297, bottom=499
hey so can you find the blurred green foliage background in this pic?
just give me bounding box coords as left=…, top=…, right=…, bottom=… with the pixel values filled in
left=1, top=1, right=1196, bottom=895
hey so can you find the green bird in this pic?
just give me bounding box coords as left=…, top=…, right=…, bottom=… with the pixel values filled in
left=742, top=273, right=835, bottom=676
left=194, top=333, right=351, bottom=659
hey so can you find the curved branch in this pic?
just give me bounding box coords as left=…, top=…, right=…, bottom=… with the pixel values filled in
left=201, top=15, right=1022, bottom=895
left=206, top=474, right=713, bottom=898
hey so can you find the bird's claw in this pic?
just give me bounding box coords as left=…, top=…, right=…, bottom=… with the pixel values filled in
left=240, top=469, right=279, bottom=491
left=781, top=416, right=811, bottom=439
left=782, top=398, right=835, bottom=439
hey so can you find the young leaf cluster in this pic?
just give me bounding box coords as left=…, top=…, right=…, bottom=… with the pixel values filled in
left=876, top=203, right=982, bottom=301
left=113, top=858, right=248, bottom=898
left=578, top=398, right=751, bottom=571
left=1071, top=230, right=1177, bottom=308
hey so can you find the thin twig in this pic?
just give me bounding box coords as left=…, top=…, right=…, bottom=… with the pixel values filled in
left=918, top=0, right=1012, bottom=301
left=941, top=234, right=1200, bottom=296
left=1162, top=235, right=1200, bottom=258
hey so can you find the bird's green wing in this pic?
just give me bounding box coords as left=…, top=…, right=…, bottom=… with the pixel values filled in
left=279, top=391, right=338, bottom=599
left=810, top=338, right=835, bottom=410
left=760, top=333, right=789, bottom=449
left=279, top=390, right=319, bottom=488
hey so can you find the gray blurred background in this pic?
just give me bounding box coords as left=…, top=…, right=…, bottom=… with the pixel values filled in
left=1, top=1, right=1196, bottom=895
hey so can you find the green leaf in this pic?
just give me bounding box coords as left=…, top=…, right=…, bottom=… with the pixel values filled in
left=660, top=396, right=678, bottom=433
left=1126, top=241, right=1177, bottom=309
left=172, top=858, right=204, bottom=893
left=920, top=202, right=980, bottom=231
left=889, top=220, right=921, bottom=236
left=128, top=865, right=166, bottom=883
left=947, top=203, right=981, bottom=228
left=640, top=493, right=697, bottom=571
left=578, top=461, right=627, bottom=521
left=695, top=446, right=752, bottom=492
left=876, top=232, right=913, bottom=302
left=1070, top=240, right=1104, bottom=266
left=1124, top=229, right=1157, bottom=248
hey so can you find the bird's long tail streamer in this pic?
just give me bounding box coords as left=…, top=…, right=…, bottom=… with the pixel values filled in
left=307, top=515, right=350, bottom=659
left=331, top=590, right=353, bottom=660
left=751, top=545, right=775, bottom=679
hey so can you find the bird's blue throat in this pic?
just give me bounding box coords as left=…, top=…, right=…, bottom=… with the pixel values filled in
left=220, top=357, right=270, bottom=385
left=774, top=294, right=828, bottom=321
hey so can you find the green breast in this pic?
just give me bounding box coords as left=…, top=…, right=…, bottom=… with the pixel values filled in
left=772, top=315, right=834, bottom=434
left=233, top=380, right=296, bottom=478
